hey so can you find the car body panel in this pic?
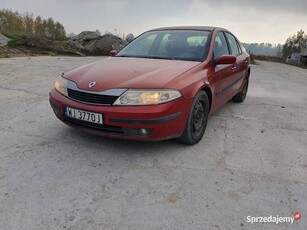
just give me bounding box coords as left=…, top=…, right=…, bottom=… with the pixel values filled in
left=65, top=57, right=200, bottom=91
left=49, top=26, right=250, bottom=141
left=50, top=88, right=192, bottom=140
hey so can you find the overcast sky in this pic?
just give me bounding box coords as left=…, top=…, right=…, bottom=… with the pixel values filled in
left=1, top=0, right=307, bottom=44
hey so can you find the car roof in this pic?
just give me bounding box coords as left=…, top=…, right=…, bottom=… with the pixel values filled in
left=148, top=26, right=226, bottom=32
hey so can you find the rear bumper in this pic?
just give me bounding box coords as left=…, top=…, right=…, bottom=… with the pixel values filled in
left=49, top=89, right=192, bottom=140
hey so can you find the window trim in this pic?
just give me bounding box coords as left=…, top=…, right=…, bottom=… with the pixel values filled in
left=212, top=31, right=230, bottom=60
left=224, top=31, right=242, bottom=57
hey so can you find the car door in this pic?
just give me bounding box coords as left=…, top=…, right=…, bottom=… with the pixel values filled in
left=209, top=32, right=236, bottom=111
left=224, top=32, right=247, bottom=95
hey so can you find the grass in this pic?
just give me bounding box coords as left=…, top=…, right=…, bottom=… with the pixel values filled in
left=298, top=64, right=307, bottom=69
left=251, top=54, right=284, bottom=63
left=249, top=54, right=256, bottom=64
left=250, top=54, right=307, bottom=69
left=2, top=33, right=21, bottom=47
left=248, top=54, right=283, bottom=65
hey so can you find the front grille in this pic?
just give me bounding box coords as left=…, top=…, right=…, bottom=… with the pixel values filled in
left=67, top=88, right=118, bottom=105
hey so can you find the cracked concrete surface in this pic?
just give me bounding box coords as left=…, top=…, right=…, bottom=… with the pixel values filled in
left=0, top=57, right=306, bottom=230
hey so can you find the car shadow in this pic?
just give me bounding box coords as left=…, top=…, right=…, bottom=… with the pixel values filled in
left=57, top=125, right=189, bottom=156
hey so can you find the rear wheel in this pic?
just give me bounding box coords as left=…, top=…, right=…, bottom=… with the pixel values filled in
left=232, top=76, right=249, bottom=103
left=178, top=91, right=209, bottom=145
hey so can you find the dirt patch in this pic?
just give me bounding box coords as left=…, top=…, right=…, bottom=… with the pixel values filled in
left=0, top=46, right=31, bottom=58
left=81, top=34, right=127, bottom=56
left=0, top=34, right=127, bottom=58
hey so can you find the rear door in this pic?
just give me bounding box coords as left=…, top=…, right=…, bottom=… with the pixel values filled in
left=224, top=32, right=247, bottom=95
left=209, top=32, right=236, bottom=111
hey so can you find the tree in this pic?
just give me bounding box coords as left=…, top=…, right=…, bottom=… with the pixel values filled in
left=126, top=33, right=134, bottom=42
left=67, top=32, right=76, bottom=38
left=53, top=22, right=66, bottom=40
left=242, top=42, right=282, bottom=56
left=0, top=9, right=66, bottom=40
left=282, top=29, right=307, bottom=58
left=34, top=16, right=44, bottom=36
left=46, top=17, right=55, bottom=39
left=23, top=13, right=34, bottom=34
left=0, top=11, right=8, bottom=31
left=7, top=10, right=23, bottom=33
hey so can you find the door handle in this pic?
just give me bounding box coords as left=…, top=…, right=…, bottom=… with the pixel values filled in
left=231, top=65, right=237, bottom=71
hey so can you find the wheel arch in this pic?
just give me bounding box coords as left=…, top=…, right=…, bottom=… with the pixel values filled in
left=201, top=86, right=212, bottom=113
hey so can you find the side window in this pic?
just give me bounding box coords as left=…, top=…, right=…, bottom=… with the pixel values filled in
left=214, top=32, right=229, bottom=59
left=225, top=32, right=241, bottom=56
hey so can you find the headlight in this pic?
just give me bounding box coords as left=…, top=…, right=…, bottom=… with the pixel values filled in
left=54, top=77, right=68, bottom=96
left=113, top=89, right=182, bottom=105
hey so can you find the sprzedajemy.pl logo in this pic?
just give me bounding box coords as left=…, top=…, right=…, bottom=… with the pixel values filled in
left=247, top=212, right=301, bottom=224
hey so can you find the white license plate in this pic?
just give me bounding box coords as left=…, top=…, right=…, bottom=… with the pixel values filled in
left=65, top=107, right=103, bottom=124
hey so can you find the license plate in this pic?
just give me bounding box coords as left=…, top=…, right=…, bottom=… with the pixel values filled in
left=65, top=107, right=103, bottom=124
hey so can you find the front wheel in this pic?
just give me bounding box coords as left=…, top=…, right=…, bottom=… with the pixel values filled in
left=178, top=91, right=209, bottom=145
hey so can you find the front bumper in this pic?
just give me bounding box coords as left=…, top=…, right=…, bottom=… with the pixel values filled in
left=49, top=89, right=192, bottom=140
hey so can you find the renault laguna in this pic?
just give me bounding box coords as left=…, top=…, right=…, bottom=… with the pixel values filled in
left=49, top=26, right=250, bottom=145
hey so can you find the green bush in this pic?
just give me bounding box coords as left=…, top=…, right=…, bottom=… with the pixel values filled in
left=252, top=55, right=284, bottom=63
left=249, top=54, right=256, bottom=64
left=2, top=33, right=21, bottom=47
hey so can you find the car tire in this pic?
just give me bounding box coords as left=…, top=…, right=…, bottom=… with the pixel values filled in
left=232, top=75, right=249, bottom=103
left=178, top=91, right=209, bottom=145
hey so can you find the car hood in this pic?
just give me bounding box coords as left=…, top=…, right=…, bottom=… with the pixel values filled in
left=64, top=57, right=200, bottom=91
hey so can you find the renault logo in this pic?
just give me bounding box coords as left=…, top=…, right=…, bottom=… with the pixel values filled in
left=88, top=81, right=96, bottom=88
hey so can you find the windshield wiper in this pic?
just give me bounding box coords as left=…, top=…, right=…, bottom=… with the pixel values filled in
left=118, top=55, right=177, bottom=60
left=141, top=56, right=177, bottom=60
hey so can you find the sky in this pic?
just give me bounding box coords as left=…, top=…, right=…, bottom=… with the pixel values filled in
left=1, top=0, right=307, bottom=44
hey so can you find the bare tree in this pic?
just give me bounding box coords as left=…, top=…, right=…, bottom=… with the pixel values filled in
left=23, top=12, right=34, bottom=34
left=0, top=9, right=67, bottom=40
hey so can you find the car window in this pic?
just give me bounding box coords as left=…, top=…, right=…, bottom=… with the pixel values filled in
left=225, top=32, right=241, bottom=56
left=117, top=30, right=211, bottom=62
left=213, top=32, right=229, bottom=59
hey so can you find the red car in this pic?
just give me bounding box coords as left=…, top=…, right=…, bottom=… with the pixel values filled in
left=49, top=26, right=250, bottom=145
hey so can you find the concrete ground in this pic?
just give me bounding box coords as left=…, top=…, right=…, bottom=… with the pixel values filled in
left=0, top=57, right=306, bottom=230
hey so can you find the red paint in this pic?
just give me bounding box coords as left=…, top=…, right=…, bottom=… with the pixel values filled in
left=49, top=26, right=250, bottom=141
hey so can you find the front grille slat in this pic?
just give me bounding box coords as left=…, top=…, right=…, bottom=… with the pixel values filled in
left=67, top=88, right=118, bottom=105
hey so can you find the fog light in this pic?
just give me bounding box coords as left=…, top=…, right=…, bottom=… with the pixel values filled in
left=138, top=128, right=149, bottom=136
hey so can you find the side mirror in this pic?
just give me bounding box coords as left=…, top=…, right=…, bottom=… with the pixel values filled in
left=110, top=50, right=118, bottom=57
left=214, top=55, right=237, bottom=65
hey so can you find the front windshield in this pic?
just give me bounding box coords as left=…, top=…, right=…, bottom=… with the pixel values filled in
left=117, top=30, right=211, bottom=62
